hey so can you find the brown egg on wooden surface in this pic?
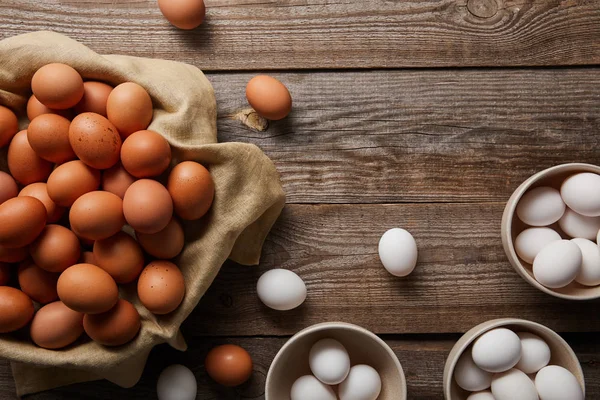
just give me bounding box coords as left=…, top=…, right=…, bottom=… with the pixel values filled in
left=29, top=225, right=81, bottom=273
left=246, top=75, right=292, bottom=120
left=57, top=263, right=118, bottom=314
left=26, top=95, right=73, bottom=121
left=0, top=197, right=47, bottom=248
left=0, top=171, right=18, bottom=205
left=31, top=63, right=84, bottom=109
left=83, top=299, right=141, bottom=346
left=205, top=344, right=253, bottom=387
left=0, top=263, right=10, bottom=286
left=74, top=81, right=113, bottom=117
left=19, top=182, right=65, bottom=223
left=7, top=130, right=53, bottom=185
left=79, top=251, right=96, bottom=265
left=101, top=162, right=136, bottom=199
left=123, top=179, right=173, bottom=234
left=46, top=160, right=101, bottom=207
left=70, top=191, right=125, bottom=241
left=27, top=114, right=75, bottom=164
left=0, top=105, right=19, bottom=148
left=157, top=0, right=206, bottom=30
left=120, top=130, right=172, bottom=178
left=69, top=112, right=121, bottom=169
left=167, top=161, right=214, bottom=220
left=0, top=245, right=28, bottom=263
left=137, top=260, right=185, bottom=315
left=93, top=232, right=144, bottom=284
left=106, top=82, right=153, bottom=138
left=17, top=259, right=59, bottom=304
left=30, top=301, right=84, bottom=349
left=136, top=217, right=184, bottom=259
left=0, top=286, right=34, bottom=333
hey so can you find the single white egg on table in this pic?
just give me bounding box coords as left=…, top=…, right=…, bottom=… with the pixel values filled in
left=467, top=391, right=496, bottom=400
left=571, top=238, right=600, bottom=286
left=378, top=228, right=418, bottom=277
left=533, top=240, right=582, bottom=288
left=491, top=368, right=538, bottom=400
left=256, top=268, right=307, bottom=311
left=535, top=365, right=584, bottom=400
left=338, top=364, right=382, bottom=400
left=560, top=172, right=600, bottom=217
left=156, top=364, right=197, bottom=400
left=472, top=328, right=522, bottom=373
left=558, top=208, right=600, bottom=240
left=514, top=227, right=561, bottom=264
left=516, top=186, right=565, bottom=226
left=514, top=332, right=551, bottom=374
left=309, top=338, right=351, bottom=385
left=290, top=375, right=336, bottom=400
left=454, top=348, right=492, bottom=391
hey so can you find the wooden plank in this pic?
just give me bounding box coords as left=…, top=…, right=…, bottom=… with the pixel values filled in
left=210, top=68, right=600, bottom=204
left=0, top=0, right=599, bottom=69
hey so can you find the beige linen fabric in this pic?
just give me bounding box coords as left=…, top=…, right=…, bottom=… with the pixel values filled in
left=0, top=31, right=285, bottom=396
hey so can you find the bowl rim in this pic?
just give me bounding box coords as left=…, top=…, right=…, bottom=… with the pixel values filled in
left=501, top=162, right=600, bottom=300
left=265, top=321, right=408, bottom=399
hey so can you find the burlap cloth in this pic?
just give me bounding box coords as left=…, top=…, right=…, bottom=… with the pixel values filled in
left=0, top=31, right=286, bottom=396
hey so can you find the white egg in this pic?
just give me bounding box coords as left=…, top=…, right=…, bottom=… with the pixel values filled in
left=156, top=364, right=197, bottom=400
left=338, top=364, right=382, bottom=400
left=256, top=269, right=307, bottom=311
left=560, top=172, right=600, bottom=217
left=491, top=368, right=538, bottom=400
left=535, top=365, right=584, bottom=400
left=467, top=391, right=496, bottom=400
left=558, top=208, right=600, bottom=240
left=378, top=228, right=418, bottom=277
left=309, top=338, right=350, bottom=385
left=472, top=328, right=522, bottom=373
left=514, top=332, right=551, bottom=374
left=516, top=187, right=565, bottom=226
left=290, top=375, right=336, bottom=400
left=454, top=348, right=492, bottom=391
left=533, top=240, right=582, bottom=288
left=514, top=227, right=561, bottom=264
left=571, top=238, right=600, bottom=286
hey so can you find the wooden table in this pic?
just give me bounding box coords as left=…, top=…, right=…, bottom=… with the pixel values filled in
left=1, top=0, right=599, bottom=398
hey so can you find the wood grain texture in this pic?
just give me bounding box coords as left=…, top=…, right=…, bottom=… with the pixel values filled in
left=0, top=0, right=599, bottom=70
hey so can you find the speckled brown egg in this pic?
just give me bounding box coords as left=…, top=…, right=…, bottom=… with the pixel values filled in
left=26, top=95, right=73, bottom=121
left=31, top=63, right=84, bottom=109
left=69, top=112, right=121, bottom=169
left=158, top=0, right=205, bottom=30
left=19, top=182, right=65, bottom=223
left=30, top=301, right=84, bottom=349
left=137, top=260, right=185, bottom=315
left=0, top=171, right=18, bottom=205
left=74, top=81, right=113, bottom=117
left=101, top=162, right=136, bottom=199
left=57, top=263, right=118, bottom=314
left=70, top=191, right=125, bottom=241
left=0, top=105, right=19, bottom=148
left=167, top=161, right=214, bottom=220
left=0, top=263, right=10, bottom=286
left=0, top=286, right=34, bottom=333
left=46, top=160, right=101, bottom=207
left=27, top=114, right=75, bottom=164
left=136, top=217, right=184, bottom=259
left=93, top=232, right=144, bottom=284
left=17, top=259, right=59, bottom=304
left=83, top=299, right=141, bottom=346
left=7, top=130, right=53, bottom=185
left=121, top=130, right=172, bottom=178
left=79, top=251, right=96, bottom=265
left=106, top=82, right=153, bottom=138
left=0, top=245, right=28, bottom=263
left=29, top=225, right=81, bottom=273
left=0, top=197, right=47, bottom=248
left=246, top=75, right=292, bottom=120
left=205, top=344, right=253, bottom=387
left=123, top=179, right=173, bottom=234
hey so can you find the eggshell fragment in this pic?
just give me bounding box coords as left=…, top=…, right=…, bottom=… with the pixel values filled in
left=256, top=269, right=306, bottom=311
left=514, top=332, right=551, bottom=374
left=27, top=114, right=75, bottom=163
left=517, top=186, right=565, bottom=226
left=121, top=130, right=171, bottom=178
left=123, top=179, right=173, bottom=234
left=31, top=63, right=84, bottom=109
left=106, top=82, right=153, bottom=138
left=0, top=286, right=34, bottom=333
left=46, top=160, right=101, bottom=207
left=514, top=227, right=561, bottom=264
left=290, top=375, right=336, bottom=400
left=472, top=328, right=522, bottom=373
left=491, top=369, right=538, bottom=400
left=535, top=365, right=584, bottom=400
left=571, top=238, right=600, bottom=286
left=533, top=240, right=582, bottom=288
left=157, top=365, right=198, bottom=400
left=205, top=344, right=253, bottom=387
left=0, top=171, right=18, bottom=205
left=74, top=81, right=113, bottom=117
left=338, top=364, right=382, bottom=400
left=17, top=259, right=59, bottom=304
left=30, top=301, right=84, bottom=349
left=560, top=172, right=600, bottom=217
left=26, top=95, right=72, bottom=120
left=309, top=338, right=350, bottom=385
left=70, top=191, right=125, bottom=240
left=454, top=348, right=492, bottom=391
left=378, top=228, right=418, bottom=277
left=83, top=299, right=141, bottom=346
left=93, top=232, right=144, bottom=283
left=101, top=162, right=136, bottom=199
left=69, top=112, right=121, bottom=169
left=157, top=0, right=206, bottom=30
left=246, top=75, right=292, bottom=120
left=0, top=105, right=19, bottom=148
left=7, top=130, right=53, bottom=185
left=167, top=161, right=214, bottom=221
left=0, top=263, right=10, bottom=286
left=0, top=245, right=28, bottom=263
left=558, top=208, right=600, bottom=240
left=0, top=197, right=47, bottom=248
left=136, top=217, right=185, bottom=259
left=29, top=225, right=81, bottom=273
left=137, top=261, right=185, bottom=314
left=57, top=263, right=119, bottom=314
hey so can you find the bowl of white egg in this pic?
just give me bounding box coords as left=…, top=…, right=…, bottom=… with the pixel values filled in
left=501, top=163, right=600, bottom=300
left=265, top=321, right=407, bottom=400
left=443, top=318, right=585, bottom=400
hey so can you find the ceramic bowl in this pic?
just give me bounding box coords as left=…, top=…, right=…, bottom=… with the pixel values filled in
left=501, top=162, right=600, bottom=300
left=443, top=318, right=585, bottom=400
left=265, top=321, right=407, bottom=400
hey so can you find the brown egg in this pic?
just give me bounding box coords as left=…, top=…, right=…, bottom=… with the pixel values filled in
left=137, top=261, right=185, bottom=314
left=70, top=191, right=125, bottom=240
left=30, top=301, right=84, bottom=349
left=0, top=245, right=28, bottom=263
left=123, top=179, right=173, bottom=234
left=83, top=299, right=141, bottom=346
left=93, top=232, right=144, bottom=284
left=57, top=263, right=118, bottom=314
left=0, top=197, right=47, bottom=248
left=121, top=130, right=172, bottom=178
left=246, top=75, right=292, bottom=120
left=27, top=114, right=75, bottom=164
left=167, top=161, right=214, bottom=220
left=26, top=95, right=73, bottom=121
left=29, top=225, right=81, bottom=273
left=101, top=162, right=136, bottom=199
left=157, top=0, right=205, bottom=30
left=17, top=259, right=59, bottom=304
left=74, top=81, right=113, bottom=117
left=80, top=251, right=96, bottom=264
left=0, top=105, right=19, bottom=148
left=77, top=234, right=95, bottom=249
left=31, top=63, right=84, bottom=109
left=69, top=112, right=121, bottom=169
left=136, top=217, right=184, bottom=259
left=205, top=344, right=253, bottom=387
left=106, top=82, right=153, bottom=138
left=0, top=171, right=18, bottom=205
left=7, top=130, right=53, bottom=185
left=0, top=286, right=34, bottom=333
left=46, top=160, right=101, bottom=207
left=19, top=182, right=65, bottom=223
left=0, top=263, right=10, bottom=285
